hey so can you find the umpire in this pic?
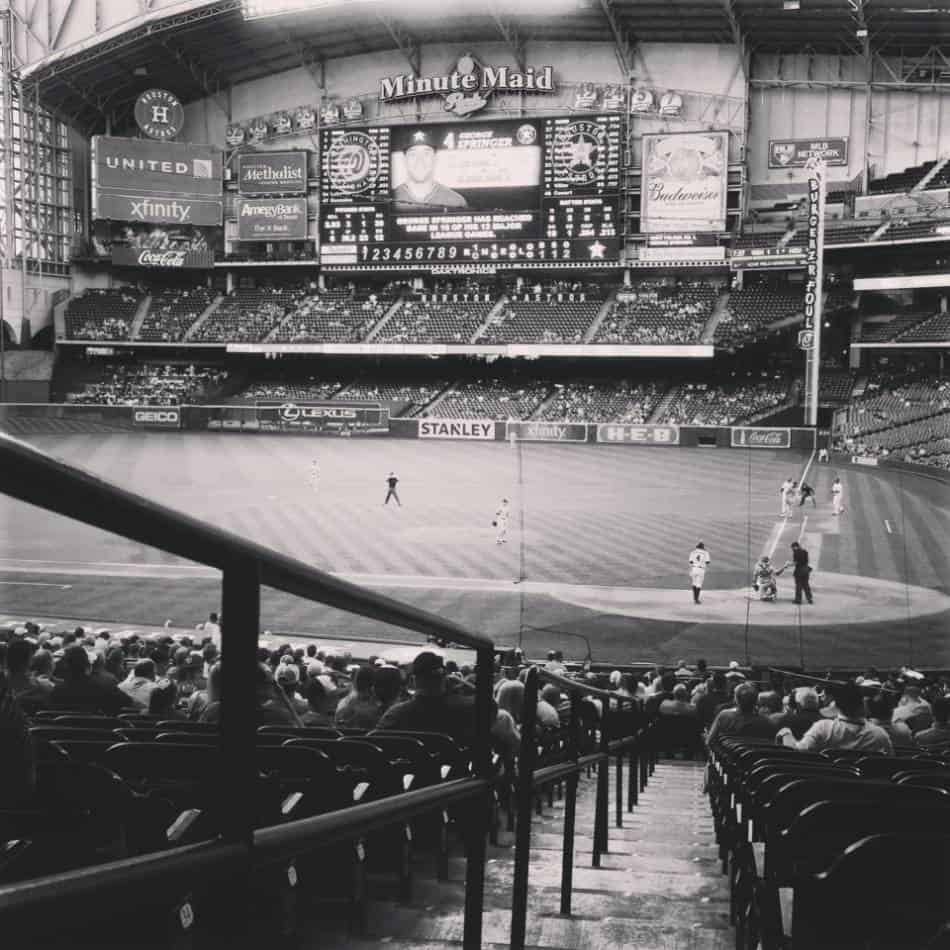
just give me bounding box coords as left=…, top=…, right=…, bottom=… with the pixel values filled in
left=788, top=541, right=814, bottom=605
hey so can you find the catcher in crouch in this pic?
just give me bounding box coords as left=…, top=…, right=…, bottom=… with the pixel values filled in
left=752, top=555, right=787, bottom=602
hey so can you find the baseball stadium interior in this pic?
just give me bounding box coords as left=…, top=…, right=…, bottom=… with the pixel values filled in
left=2, top=0, right=950, bottom=947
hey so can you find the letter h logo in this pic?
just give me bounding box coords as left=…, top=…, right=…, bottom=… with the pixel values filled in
left=151, top=105, right=170, bottom=125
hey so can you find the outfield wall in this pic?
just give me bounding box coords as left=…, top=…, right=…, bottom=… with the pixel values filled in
left=0, top=403, right=820, bottom=450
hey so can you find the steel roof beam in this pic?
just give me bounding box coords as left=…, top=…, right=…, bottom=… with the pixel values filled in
left=51, top=0, right=80, bottom=51
left=488, top=6, right=526, bottom=72
left=376, top=13, right=420, bottom=76
left=158, top=39, right=229, bottom=117
left=598, top=0, right=636, bottom=78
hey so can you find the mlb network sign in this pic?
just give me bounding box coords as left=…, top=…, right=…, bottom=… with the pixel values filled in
left=730, top=427, right=791, bottom=449
left=418, top=419, right=495, bottom=440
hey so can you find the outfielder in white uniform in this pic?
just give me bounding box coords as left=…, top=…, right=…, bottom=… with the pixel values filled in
left=780, top=478, right=795, bottom=517
left=831, top=477, right=845, bottom=516
left=310, top=460, right=319, bottom=493
left=688, top=542, right=711, bottom=604
left=494, top=499, right=511, bottom=544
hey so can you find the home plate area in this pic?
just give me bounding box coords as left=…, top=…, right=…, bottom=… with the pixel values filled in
left=544, top=573, right=950, bottom=627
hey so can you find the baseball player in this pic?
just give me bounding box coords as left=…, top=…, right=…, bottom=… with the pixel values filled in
left=688, top=541, right=711, bottom=605
left=798, top=480, right=817, bottom=508
left=780, top=477, right=795, bottom=517
left=309, top=459, right=319, bottom=493
left=493, top=498, right=511, bottom=544
left=831, top=476, right=845, bottom=516
left=384, top=472, right=401, bottom=507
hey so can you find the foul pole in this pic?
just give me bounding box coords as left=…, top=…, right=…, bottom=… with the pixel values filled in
left=802, top=157, right=826, bottom=427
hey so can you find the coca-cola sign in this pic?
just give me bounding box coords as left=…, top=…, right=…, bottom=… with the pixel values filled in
left=111, top=246, right=214, bottom=269
left=730, top=427, right=791, bottom=449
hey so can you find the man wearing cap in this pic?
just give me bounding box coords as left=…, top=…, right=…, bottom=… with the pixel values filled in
left=376, top=651, right=475, bottom=744
left=49, top=644, right=128, bottom=715
left=393, top=130, right=468, bottom=212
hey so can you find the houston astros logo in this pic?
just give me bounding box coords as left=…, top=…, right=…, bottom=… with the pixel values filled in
left=328, top=131, right=380, bottom=195
left=555, top=121, right=607, bottom=185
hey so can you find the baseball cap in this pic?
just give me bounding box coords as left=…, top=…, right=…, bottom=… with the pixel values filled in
left=276, top=665, right=299, bottom=685
left=407, top=129, right=435, bottom=150
left=412, top=651, right=445, bottom=678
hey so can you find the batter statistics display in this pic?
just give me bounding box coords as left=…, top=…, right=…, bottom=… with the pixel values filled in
left=319, top=115, right=621, bottom=266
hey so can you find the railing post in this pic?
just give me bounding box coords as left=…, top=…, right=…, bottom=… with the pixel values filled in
left=510, top=667, right=539, bottom=950
left=613, top=705, right=624, bottom=829
left=560, top=691, right=581, bottom=917
left=217, top=557, right=261, bottom=939
left=592, top=709, right=610, bottom=867
left=463, top=646, right=494, bottom=950
left=628, top=725, right=638, bottom=812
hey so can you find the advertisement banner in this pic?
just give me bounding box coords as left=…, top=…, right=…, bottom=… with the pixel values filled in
left=92, top=137, right=222, bottom=197
left=851, top=456, right=879, bottom=467
left=768, top=138, right=848, bottom=169
left=237, top=198, right=308, bottom=241
left=641, top=131, right=728, bottom=234
left=803, top=162, right=826, bottom=340
left=93, top=192, right=223, bottom=226
left=596, top=424, right=680, bottom=445
left=112, top=246, right=214, bottom=268
left=132, top=408, right=181, bottom=429
left=236, top=152, right=308, bottom=196
left=507, top=421, right=587, bottom=443
left=256, top=401, right=384, bottom=430
left=418, top=419, right=495, bottom=440
left=730, top=427, right=792, bottom=449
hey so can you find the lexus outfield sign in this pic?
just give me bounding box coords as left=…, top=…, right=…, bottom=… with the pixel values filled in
left=237, top=198, right=308, bottom=241
left=418, top=419, right=495, bottom=440
left=730, top=427, right=791, bottom=449
left=237, top=152, right=307, bottom=196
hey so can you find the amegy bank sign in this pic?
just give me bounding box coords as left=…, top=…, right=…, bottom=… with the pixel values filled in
left=379, top=54, right=555, bottom=116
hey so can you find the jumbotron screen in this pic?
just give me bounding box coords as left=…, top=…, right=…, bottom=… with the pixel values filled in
left=319, top=115, right=621, bottom=266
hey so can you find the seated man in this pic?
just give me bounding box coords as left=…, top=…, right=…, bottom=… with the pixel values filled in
left=777, top=683, right=893, bottom=754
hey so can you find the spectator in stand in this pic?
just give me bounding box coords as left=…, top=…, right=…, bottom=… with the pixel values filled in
left=777, top=683, right=893, bottom=754
left=707, top=682, right=779, bottom=744
left=659, top=684, right=696, bottom=718
left=149, top=679, right=186, bottom=720
left=757, top=691, right=784, bottom=721
left=771, top=686, right=823, bottom=739
left=542, top=684, right=572, bottom=725
left=30, top=648, right=58, bottom=691
left=49, top=644, right=128, bottom=715
left=0, top=672, right=35, bottom=807
left=202, top=664, right=300, bottom=726
left=334, top=665, right=382, bottom=729
left=866, top=693, right=913, bottom=749
left=377, top=652, right=476, bottom=745
left=119, top=659, right=159, bottom=709
left=301, top=676, right=336, bottom=727
left=694, top=671, right=730, bottom=728
left=5, top=638, right=53, bottom=713
left=373, top=665, right=405, bottom=715
left=275, top=665, right=309, bottom=716
left=913, top=696, right=950, bottom=750
left=645, top=671, right=678, bottom=717
left=892, top=684, right=933, bottom=732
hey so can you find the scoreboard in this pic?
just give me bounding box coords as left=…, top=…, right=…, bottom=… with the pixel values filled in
left=319, top=115, right=621, bottom=267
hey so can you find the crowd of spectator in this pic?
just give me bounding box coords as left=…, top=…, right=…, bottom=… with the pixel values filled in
left=65, top=289, right=142, bottom=341
left=658, top=376, right=789, bottom=426
left=536, top=380, right=666, bottom=424
left=594, top=279, right=720, bottom=345
left=65, top=363, right=228, bottom=406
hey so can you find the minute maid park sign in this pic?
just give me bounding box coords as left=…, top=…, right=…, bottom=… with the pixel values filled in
left=379, top=54, right=555, bottom=117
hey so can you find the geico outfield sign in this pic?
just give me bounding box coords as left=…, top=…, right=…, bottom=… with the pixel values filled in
left=730, top=427, right=791, bottom=449
left=418, top=419, right=495, bottom=439
left=132, top=408, right=181, bottom=428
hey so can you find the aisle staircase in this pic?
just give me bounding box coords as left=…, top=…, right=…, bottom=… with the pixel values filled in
left=128, top=295, right=152, bottom=341
left=702, top=292, right=731, bottom=344
left=183, top=294, right=225, bottom=341
left=647, top=384, right=681, bottom=424
left=582, top=289, right=620, bottom=343
left=318, top=759, right=729, bottom=950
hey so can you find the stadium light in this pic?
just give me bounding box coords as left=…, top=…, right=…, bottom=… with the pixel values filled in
left=783, top=0, right=800, bottom=10
left=241, top=0, right=379, bottom=20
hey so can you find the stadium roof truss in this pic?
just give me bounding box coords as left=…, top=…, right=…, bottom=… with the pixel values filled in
left=3, top=0, right=949, bottom=131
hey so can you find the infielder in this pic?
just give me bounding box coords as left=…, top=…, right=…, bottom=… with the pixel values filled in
left=831, top=476, right=845, bottom=516
left=780, top=477, right=795, bottom=517
left=310, top=459, right=319, bottom=493
left=688, top=541, right=711, bottom=605
left=493, top=498, right=511, bottom=544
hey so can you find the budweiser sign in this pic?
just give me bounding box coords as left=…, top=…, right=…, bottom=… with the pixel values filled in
left=730, top=427, right=792, bottom=449
left=111, top=246, right=214, bottom=269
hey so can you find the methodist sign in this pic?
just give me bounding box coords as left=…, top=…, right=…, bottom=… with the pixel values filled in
left=236, top=152, right=308, bottom=195
left=237, top=198, right=308, bottom=240
left=91, top=136, right=223, bottom=225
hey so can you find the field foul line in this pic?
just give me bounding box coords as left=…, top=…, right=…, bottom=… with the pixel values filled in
left=0, top=581, right=73, bottom=589
left=885, top=519, right=893, bottom=534
left=764, top=448, right=815, bottom=562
